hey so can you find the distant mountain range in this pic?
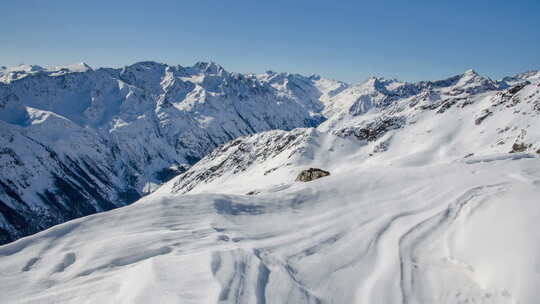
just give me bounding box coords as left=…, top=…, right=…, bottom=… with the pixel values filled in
left=0, top=61, right=538, bottom=245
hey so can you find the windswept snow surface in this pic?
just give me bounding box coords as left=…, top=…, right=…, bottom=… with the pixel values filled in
left=1, top=153, right=539, bottom=304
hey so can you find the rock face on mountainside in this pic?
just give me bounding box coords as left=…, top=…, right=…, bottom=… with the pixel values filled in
left=1, top=61, right=539, bottom=244
left=295, top=168, right=330, bottom=182
left=171, top=128, right=324, bottom=194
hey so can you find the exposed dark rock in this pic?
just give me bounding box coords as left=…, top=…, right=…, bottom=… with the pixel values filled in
left=373, top=138, right=391, bottom=153
left=507, top=83, right=528, bottom=95
left=295, top=168, right=330, bottom=182
left=534, top=99, right=540, bottom=112
left=475, top=109, right=492, bottom=125
left=334, top=116, right=405, bottom=142
left=436, top=99, right=459, bottom=114
left=154, top=166, right=188, bottom=183
left=510, top=142, right=528, bottom=153
left=491, top=83, right=529, bottom=108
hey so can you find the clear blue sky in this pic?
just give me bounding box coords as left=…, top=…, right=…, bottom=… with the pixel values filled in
left=1, top=0, right=539, bottom=83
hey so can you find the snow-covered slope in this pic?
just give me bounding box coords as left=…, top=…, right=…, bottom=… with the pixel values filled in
left=0, top=73, right=539, bottom=302
left=0, top=63, right=93, bottom=83
left=2, top=158, right=539, bottom=304
left=171, top=70, right=540, bottom=196
left=319, top=69, right=501, bottom=131
left=1, top=63, right=540, bottom=303
left=0, top=61, right=341, bottom=244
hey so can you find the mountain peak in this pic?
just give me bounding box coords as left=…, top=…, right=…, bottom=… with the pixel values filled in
left=128, top=61, right=167, bottom=69
left=463, top=68, right=478, bottom=75
left=80, top=62, right=92, bottom=70
left=53, top=62, right=93, bottom=73
left=193, top=61, right=225, bottom=75
left=7, top=64, right=45, bottom=73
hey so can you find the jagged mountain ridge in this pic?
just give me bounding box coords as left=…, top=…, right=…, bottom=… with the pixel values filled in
left=172, top=69, right=540, bottom=195
left=0, top=61, right=341, bottom=244
left=0, top=62, right=538, bottom=244
left=1, top=65, right=539, bottom=303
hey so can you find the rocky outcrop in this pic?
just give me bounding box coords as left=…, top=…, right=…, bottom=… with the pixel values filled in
left=172, top=128, right=318, bottom=194
left=295, top=168, right=330, bottom=182
left=333, top=116, right=406, bottom=142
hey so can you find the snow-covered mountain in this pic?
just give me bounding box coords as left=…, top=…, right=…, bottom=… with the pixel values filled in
left=1, top=62, right=539, bottom=246
left=0, top=64, right=539, bottom=303
left=0, top=61, right=344, bottom=244
left=171, top=68, right=540, bottom=195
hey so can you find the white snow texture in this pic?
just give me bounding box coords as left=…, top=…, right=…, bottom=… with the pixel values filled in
left=1, top=62, right=540, bottom=303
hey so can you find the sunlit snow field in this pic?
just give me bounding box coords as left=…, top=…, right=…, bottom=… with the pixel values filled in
left=1, top=65, right=539, bottom=303
left=1, top=155, right=539, bottom=303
